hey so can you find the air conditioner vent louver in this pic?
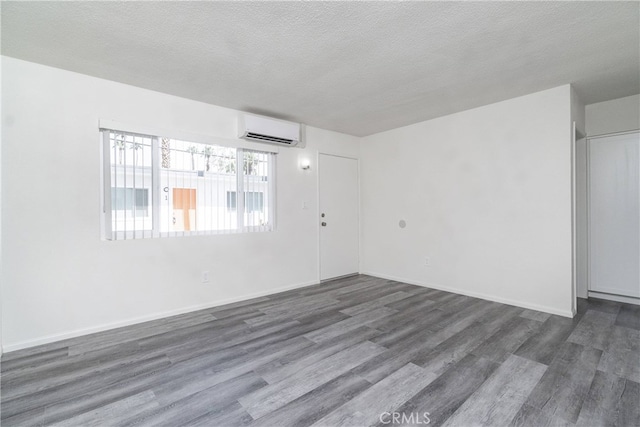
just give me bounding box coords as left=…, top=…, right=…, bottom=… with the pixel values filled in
left=238, top=113, right=301, bottom=147
left=245, top=132, right=295, bottom=145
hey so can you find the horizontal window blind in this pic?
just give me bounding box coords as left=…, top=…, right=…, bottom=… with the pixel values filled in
left=102, top=130, right=276, bottom=240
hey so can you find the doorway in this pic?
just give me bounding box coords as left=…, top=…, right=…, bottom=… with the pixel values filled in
left=173, top=188, right=196, bottom=231
left=587, top=131, right=640, bottom=300
left=318, top=154, right=359, bottom=281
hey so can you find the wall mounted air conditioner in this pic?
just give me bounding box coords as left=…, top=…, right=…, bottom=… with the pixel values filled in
left=238, top=113, right=301, bottom=147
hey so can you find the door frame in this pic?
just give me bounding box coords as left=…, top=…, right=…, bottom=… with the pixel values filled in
left=572, top=122, right=588, bottom=315
left=571, top=121, right=579, bottom=317
left=317, top=152, right=361, bottom=283
left=586, top=129, right=640, bottom=304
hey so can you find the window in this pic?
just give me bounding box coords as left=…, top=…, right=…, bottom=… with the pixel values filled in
left=226, top=191, right=237, bottom=211
left=245, top=192, right=264, bottom=213
left=102, top=130, right=276, bottom=240
left=226, top=191, right=264, bottom=213
left=111, top=188, right=149, bottom=217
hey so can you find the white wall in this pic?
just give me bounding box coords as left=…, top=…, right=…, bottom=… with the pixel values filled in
left=360, top=85, right=574, bottom=317
left=570, top=87, right=586, bottom=308
left=571, top=86, right=586, bottom=138
left=586, top=94, right=640, bottom=136
left=1, top=57, right=359, bottom=351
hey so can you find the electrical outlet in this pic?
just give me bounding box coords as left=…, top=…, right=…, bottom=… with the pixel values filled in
left=425, top=257, right=431, bottom=266
left=202, top=271, right=210, bottom=284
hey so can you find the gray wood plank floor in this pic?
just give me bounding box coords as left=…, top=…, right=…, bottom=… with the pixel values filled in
left=1, top=275, right=639, bottom=427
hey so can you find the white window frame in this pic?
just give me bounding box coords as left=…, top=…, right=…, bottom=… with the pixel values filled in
left=100, top=121, right=277, bottom=240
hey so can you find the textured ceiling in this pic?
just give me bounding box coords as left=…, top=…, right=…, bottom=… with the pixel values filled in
left=2, top=1, right=639, bottom=136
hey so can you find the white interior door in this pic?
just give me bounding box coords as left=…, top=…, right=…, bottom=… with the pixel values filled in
left=588, top=131, right=640, bottom=298
left=319, top=154, right=359, bottom=281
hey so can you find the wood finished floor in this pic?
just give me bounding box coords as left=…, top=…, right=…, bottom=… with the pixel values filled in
left=1, top=275, right=639, bottom=427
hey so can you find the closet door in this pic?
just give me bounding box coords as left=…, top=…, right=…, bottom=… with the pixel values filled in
left=588, top=131, right=640, bottom=298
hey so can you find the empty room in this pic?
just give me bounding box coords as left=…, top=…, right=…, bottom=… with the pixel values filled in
left=1, top=1, right=639, bottom=426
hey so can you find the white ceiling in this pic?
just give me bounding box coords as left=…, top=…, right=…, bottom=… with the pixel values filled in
left=2, top=1, right=639, bottom=136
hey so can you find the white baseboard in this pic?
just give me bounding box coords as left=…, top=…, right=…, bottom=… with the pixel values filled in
left=3, top=272, right=579, bottom=354
left=588, top=291, right=640, bottom=305
left=363, top=271, right=574, bottom=318
left=2, top=279, right=319, bottom=354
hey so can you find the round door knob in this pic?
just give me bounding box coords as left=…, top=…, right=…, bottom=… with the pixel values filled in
left=321, top=222, right=327, bottom=226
